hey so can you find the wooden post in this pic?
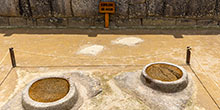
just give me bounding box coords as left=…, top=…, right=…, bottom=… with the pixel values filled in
left=186, top=46, right=191, bottom=65
left=9, top=48, right=16, bottom=68
left=105, top=13, right=109, bottom=28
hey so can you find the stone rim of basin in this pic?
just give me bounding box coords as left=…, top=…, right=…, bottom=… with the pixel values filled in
left=142, top=62, right=188, bottom=93
left=22, top=76, right=78, bottom=110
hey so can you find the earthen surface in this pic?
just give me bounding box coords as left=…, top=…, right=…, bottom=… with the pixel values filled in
left=0, top=28, right=219, bottom=110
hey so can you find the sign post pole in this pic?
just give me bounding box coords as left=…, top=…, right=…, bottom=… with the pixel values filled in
left=105, top=13, right=109, bottom=28
left=99, top=2, right=115, bottom=28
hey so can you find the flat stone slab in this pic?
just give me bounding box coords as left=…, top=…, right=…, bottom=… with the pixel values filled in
left=114, top=70, right=194, bottom=110
left=1, top=71, right=102, bottom=110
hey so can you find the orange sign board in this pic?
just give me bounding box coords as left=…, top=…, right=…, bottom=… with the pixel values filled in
left=99, top=2, right=115, bottom=13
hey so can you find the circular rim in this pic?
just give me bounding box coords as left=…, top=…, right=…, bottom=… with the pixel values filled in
left=142, top=62, right=188, bottom=92
left=22, top=76, right=78, bottom=110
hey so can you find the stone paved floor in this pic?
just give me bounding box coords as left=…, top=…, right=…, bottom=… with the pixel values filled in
left=0, top=28, right=219, bottom=110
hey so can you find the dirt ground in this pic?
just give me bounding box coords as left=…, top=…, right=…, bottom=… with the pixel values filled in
left=0, top=28, right=220, bottom=110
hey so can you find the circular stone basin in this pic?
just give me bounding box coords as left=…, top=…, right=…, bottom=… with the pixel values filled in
left=146, top=63, right=183, bottom=82
left=22, top=76, right=78, bottom=110
left=142, top=62, right=188, bottom=92
left=29, top=78, right=70, bottom=102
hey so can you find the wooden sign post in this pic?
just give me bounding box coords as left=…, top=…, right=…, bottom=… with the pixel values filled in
left=99, top=2, right=115, bottom=28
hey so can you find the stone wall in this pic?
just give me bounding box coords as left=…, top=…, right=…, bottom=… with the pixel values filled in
left=0, top=0, right=219, bottom=28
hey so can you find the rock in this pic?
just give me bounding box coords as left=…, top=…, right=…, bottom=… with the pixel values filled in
left=0, top=0, right=20, bottom=16
left=129, top=4, right=147, bottom=18
left=29, top=0, right=52, bottom=18
left=0, top=17, right=9, bottom=26
left=68, top=17, right=94, bottom=28
left=1, top=71, right=102, bottom=110
left=93, top=16, right=105, bottom=28
left=37, top=18, right=68, bottom=27
left=51, top=0, right=72, bottom=17
left=164, top=0, right=188, bottom=17
left=114, top=70, right=194, bottom=110
left=218, top=1, right=220, bottom=19
left=71, top=0, right=99, bottom=17
left=27, top=18, right=37, bottom=26
left=175, top=19, right=196, bottom=26
left=147, top=0, right=165, bottom=16
left=130, top=0, right=146, bottom=4
left=9, top=17, right=27, bottom=26
left=143, top=17, right=176, bottom=26
left=115, top=19, right=141, bottom=27
left=19, top=0, right=32, bottom=17
left=115, top=0, right=129, bottom=18
left=186, top=0, right=216, bottom=18
left=196, top=20, right=218, bottom=26
left=147, top=0, right=216, bottom=18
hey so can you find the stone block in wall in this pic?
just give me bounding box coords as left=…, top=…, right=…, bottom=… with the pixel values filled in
left=108, top=15, right=117, bottom=27
left=37, top=18, right=67, bottom=26
left=9, top=17, right=27, bottom=26
left=164, top=0, right=188, bottom=17
left=0, top=17, right=9, bottom=26
left=71, top=0, right=98, bottom=17
left=143, top=18, right=176, bottom=26
left=19, top=0, right=32, bottom=17
left=147, top=0, right=165, bottom=16
left=29, top=0, right=52, bottom=18
left=94, top=15, right=118, bottom=27
left=27, top=18, right=37, bottom=26
left=196, top=20, right=218, bottom=26
left=115, top=19, right=141, bottom=27
left=217, top=1, right=220, bottom=19
left=0, top=0, right=20, bottom=16
left=176, top=19, right=196, bottom=26
left=130, top=0, right=146, bottom=4
left=93, top=16, right=105, bottom=28
left=115, top=0, right=129, bottom=18
left=129, top=4, right=147, bottom=18
left=186, top=0, right=216, bottom=18
left=52, top=0, right=72, bottom=17
left=68, top=17, right=94, bottom=27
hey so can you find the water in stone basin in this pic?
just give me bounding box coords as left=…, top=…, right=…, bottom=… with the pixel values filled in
left=146, top=64, right=183, bottom=82
left=28, top=78, right=70, bottom=102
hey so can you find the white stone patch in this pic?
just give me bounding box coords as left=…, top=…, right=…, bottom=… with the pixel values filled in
left=78, top=45, right=104, bottom=56
left=79, top=80, right=150, bottom=110
left=112, top=37, right=144, bottom=46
